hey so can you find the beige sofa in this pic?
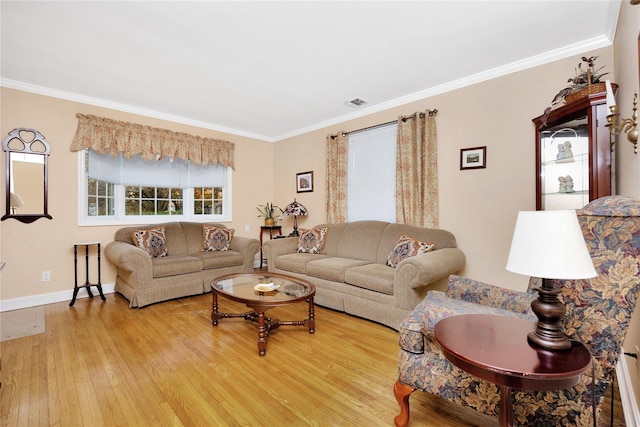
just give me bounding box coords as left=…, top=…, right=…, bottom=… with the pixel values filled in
left=263, top=220, right=465, bottom=329
left=105, top=222, right=260, bottom=308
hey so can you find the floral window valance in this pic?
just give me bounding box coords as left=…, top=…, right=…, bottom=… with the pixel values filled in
left=70, top=114, right=235, bottom=168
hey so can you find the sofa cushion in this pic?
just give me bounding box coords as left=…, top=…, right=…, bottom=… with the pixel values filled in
left=201, top=225, right=235, bottom=251
left=377, top=224, right=457, bottom=264
left=131, top=226, right=169, bottom=258
left=195, top=251, right=244, bottom=269
left=386, top=234, right=435, bottom=268
left=344, top=263, right=395, bottom=295
left=335, top=221, right=388, bottom=262
left=274, top=253, right=328, bottom=273
left=296, top=227, right=328, bottom=254
left=306, top=257, right=369, bottom=282
left=151, top=255, right=203, bottom=278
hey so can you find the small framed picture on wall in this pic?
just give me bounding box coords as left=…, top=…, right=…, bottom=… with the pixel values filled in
left=296, top=171, right=313, bottom=193
left=460, top=146, right=487, bottom=170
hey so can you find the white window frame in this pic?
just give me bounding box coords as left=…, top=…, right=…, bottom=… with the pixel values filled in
left=77, top=151, right=233, bottom=226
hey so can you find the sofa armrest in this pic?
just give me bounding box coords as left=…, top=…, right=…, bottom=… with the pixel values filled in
left=104, top=241, right=153, bottom=285
left=230, top=236, right=261, bottom=269
left=105, top=241, right=151, bottom=272
left=394, top=247, right=466, bottom=310
left=263, top=237, right=299, bottom=271
left=446, top=274, right=536, bottom=315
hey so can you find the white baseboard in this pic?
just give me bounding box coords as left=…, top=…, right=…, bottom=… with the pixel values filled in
left=0, top=283, right=116, bottom=312
left=618, top=347, right=640, bottom=427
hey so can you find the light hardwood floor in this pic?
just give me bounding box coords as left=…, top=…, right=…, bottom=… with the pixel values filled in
left=1, top=289, right=626, bottom=426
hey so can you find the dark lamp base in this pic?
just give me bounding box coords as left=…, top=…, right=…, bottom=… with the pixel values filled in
left=289, top=216, right=301, bottom=237
left=528, top=278, right=571, bottom=351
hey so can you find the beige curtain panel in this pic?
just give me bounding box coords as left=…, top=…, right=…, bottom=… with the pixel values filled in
left=325, top=131, right=349, bottom=223
left=396, top=109, right=438, bottom=228
left=70, top=114, right=235, bottom=168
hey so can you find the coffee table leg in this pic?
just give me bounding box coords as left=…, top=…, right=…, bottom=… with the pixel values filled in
left=211, top=292, right=219, bottom=326
left=257, top=311, right=267, bottom=356
left=308, top=297, right=315, bottom=334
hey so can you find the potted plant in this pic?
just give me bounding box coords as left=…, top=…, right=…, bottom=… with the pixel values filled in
left=257, top=202, right=282, bottom=226
left=551, top=56, right=612, bottom=106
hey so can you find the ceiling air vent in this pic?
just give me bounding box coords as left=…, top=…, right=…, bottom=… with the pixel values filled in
left=347, top=98, right=367, bottom=107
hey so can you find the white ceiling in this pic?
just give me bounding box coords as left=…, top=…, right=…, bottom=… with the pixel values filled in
left=1, top=1, right=620, bottom=142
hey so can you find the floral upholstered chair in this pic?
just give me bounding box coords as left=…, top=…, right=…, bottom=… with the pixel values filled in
left=394, top=195, right=640, bottom=427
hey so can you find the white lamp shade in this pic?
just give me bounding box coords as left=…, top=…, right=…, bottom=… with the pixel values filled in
left=10, top=192, right=25, bottom=208
left=506, top=210, right=596, bottom=280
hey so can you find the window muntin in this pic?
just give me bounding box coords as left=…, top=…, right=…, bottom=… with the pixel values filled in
left=194, top=187, right=223, bottom=215
left=125, top=186, right=184, bottom=216
left=87, top=179, right=115, bottom=216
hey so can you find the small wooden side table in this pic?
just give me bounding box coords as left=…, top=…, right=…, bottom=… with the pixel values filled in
left=70, top=242, right=106, bottom=306
left=434, top=314, right=592, bottom=427
left=259, top=225, right=282, bottom=268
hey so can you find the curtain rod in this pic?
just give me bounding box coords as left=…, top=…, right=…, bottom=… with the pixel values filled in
left=330, top=109, right=438, bottom=139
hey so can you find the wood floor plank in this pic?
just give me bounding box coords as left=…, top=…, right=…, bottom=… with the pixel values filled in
left=0, top=288, right=627, bottom=426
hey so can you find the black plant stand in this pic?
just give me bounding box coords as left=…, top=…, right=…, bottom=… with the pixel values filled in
left=70, top=242, right=106, bottom=306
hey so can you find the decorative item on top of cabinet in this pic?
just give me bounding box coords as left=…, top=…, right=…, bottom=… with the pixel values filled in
left=532, top=92, right=612, bottom=211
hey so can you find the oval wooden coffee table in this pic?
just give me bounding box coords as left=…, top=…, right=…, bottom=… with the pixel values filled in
left=211, top=272, right=316, bottom=356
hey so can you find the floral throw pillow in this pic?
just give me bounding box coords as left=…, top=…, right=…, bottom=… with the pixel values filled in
left=201, top=225, right=235, bottom=252
left=386, top=234, right=435, bottom=268
left=296, top=227, right=328, bottom=254
left=130, top=226, right=168, bottom=258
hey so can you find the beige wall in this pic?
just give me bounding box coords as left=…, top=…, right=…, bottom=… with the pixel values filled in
left=0, top=88, right=273, bottom=301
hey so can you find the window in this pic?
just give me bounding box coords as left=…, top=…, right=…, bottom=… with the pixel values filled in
left=79, top=150, right=231, bottom=225
left=347, top=123, right=397, bottom=222
left=87, top=178, right=115, bottom=216
left=124, top=186, right=183, bottom=216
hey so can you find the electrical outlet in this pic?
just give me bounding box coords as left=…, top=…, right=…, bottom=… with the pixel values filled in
left=245, top=224, right=250, bottom=232
left=42, top=271, right=51, bottom=282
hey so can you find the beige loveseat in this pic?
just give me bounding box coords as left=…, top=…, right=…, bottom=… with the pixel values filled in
left=105, top=222, right=260, bottom=308
left=263, top=221, right=465, bottom=329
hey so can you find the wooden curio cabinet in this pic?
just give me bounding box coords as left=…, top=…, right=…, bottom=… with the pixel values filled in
left=532, top=92, right=612, bottom=211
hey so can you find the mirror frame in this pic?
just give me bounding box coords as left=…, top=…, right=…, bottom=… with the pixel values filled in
left=2, top=128, right=53, bottom=223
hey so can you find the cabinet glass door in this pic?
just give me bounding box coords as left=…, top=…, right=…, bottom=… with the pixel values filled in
left=539, top=117, right=589, bottom=210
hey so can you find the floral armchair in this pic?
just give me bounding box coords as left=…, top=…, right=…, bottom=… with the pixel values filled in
left=394, top=195, right=640, bottom=426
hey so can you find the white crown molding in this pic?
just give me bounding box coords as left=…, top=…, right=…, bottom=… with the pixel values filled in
left=274, top=35, right=614, bottom=141
left=1, top=33, right=613, bottom=144
left=0, top=79, right=275, bottom=142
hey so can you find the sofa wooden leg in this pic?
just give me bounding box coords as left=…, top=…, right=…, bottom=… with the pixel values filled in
left=393, top=379, right=415, bottom=427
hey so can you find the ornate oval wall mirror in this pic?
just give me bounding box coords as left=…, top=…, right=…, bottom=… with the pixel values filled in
left=2, top=128, right=53, bottom=223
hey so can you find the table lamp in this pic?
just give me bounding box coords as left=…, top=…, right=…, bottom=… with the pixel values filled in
left=506, top=210, right=596, bottom=351
left=10, top=192, right=25, bottom=214
left=283, top=199, right=307, bottom=236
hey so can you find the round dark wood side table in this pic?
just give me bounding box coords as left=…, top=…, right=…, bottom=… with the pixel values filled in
left=434, top=314, right=592, bottom=427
